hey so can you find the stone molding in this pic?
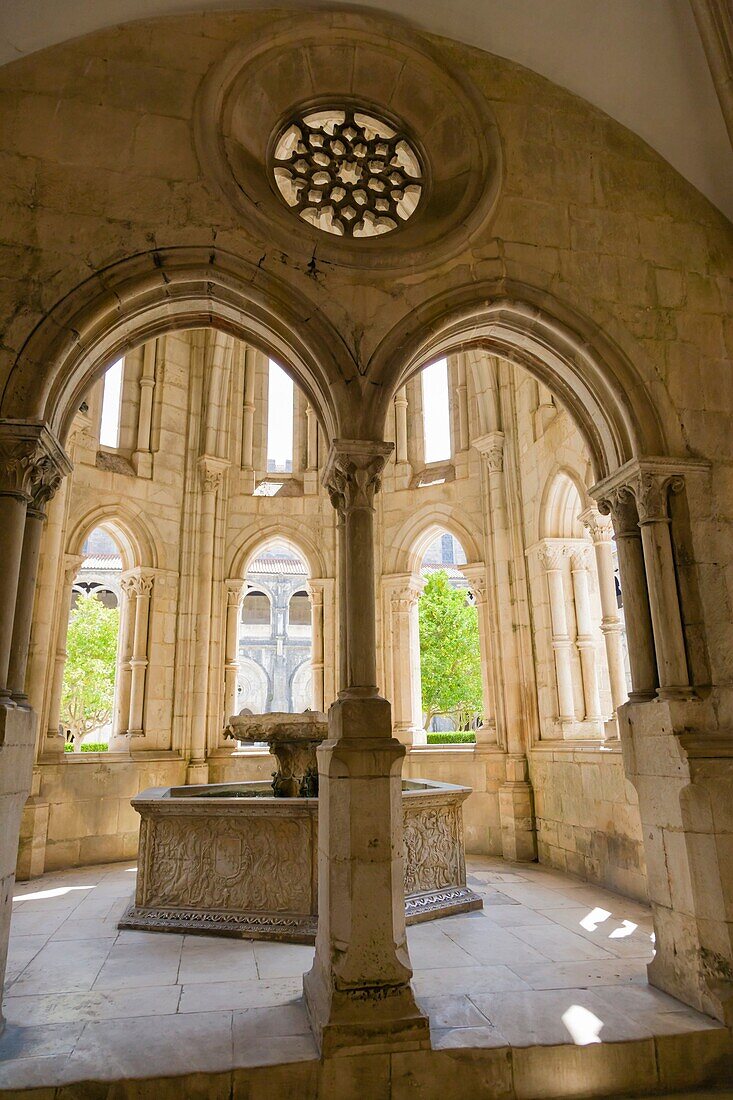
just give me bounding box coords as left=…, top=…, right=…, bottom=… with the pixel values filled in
left=591, top=456, right=709, bottom=525
left=578, top=506, right=614, bottom=543
left=120, top=571, right=154, bottom=598
left=0, top=421, right=71, bottom=508
left=198, top=454, right=228, bottom=495
left=322, top=439, right=394, bottom=516
left=458, top=562, right=489, bottom=604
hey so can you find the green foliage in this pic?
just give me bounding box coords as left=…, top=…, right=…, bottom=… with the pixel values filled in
left=60, top=593, right=119, bottom=750
left=64, top=742, right=109, bottom=753
left=419, top=571, right=483, bottom=731
left=426, top=731, right=476, bottom=744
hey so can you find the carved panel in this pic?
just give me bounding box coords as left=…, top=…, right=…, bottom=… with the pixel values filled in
left=403, top=802, right=462, bottom=895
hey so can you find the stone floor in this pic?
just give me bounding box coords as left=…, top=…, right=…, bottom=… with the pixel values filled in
left=0, top=856, right=731, bottom=1097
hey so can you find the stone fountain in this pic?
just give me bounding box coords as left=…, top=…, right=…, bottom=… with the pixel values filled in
left=120, top=711, right=481, bottom=942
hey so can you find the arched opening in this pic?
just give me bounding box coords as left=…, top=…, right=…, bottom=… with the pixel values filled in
left=237, top=541, right=312, bottom=715
left=60, top=526, right=122, bottom=753
left=418, top=530, right=482, bottom=742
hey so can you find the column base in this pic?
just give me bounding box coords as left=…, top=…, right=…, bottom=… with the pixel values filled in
left=303, top=695, right=429, bottom=1057
left=186, top=761, right=210, bottom=785
left=499, top=754, right=537, bottom=862
left=16, top=767, right=48, bottom=881
left=618, top=698, right=733, bottom=1024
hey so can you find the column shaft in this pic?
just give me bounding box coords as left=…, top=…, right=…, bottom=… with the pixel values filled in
left=8, top=509, right=45, bottom=701
left=0, top=494, right=29, bottom=700
left=126, top=574, right=153, bottom=736
left=307, top=581, right=325, bottom=711
left=394, top=388, right=408, bottom=465
left=541, top=546, right=576, bottom=722
left=569, top=548, right=603, bottom=722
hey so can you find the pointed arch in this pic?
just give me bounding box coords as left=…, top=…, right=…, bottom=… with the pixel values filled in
left=65, top=503, right=160, bottom=571
left=1, top=247, right=352, bottom=446
left=539, top=466, right=592, bottom=541
left=228, top=521, right=328, bottom=581
left=386, top=503, right=482, bottom=576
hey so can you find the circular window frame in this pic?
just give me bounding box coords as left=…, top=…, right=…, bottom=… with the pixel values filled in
left=266, top=97, right=431, bottom=242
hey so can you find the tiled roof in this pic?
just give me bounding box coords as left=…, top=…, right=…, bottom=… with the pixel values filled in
left=249, top=556, right=308, bottom=575
left=80, top=554, right=122, bottom=571
left=422, top=564, right=466, bottom=581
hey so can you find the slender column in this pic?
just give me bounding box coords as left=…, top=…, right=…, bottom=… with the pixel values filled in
left=580, top=507, right=628, bottom=712
left=223, top=579, right=243, bottom=723
left=125, top=571, right=154, bottom=737
left=459, top=564, right=497, bottom=747
left=474, top=432, right=522, bottom=753
left=0, top=440, right=34, bottom=704
left=132, top=339, right=156, bottom=477
left=304, top=439, right=428, bottom=1058
left=633, top=470, right=691, bottom=697
left=596, top=487, right=658, bottom=700
left=305, top=405, right=318, bottom=471
left=394, top=388, right=409, bottom=465
left=240, top=347, right=256, bottom=470
left=44, top=555, right=84, bottom=755
left=455, top=356, right=469, bottom=451
left=306, top=580, right=326, bottom=711
left=109, top=574, right=135, bottom=750
left=569, top=545, right=603, bottom=723
left=8, top=460, right=64, bottom=701
left=188, top=457, right=226, bottom=782
left=387, top=574, right=425, bottom=746
left=538, top=542, right=576, bottom=722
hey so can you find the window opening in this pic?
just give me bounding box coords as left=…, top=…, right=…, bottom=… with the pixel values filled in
left=266, top=361, right=294, bottom=473
left=99, top=359, right=124, bottom=449
left=421, top=359, right=451, bottom=464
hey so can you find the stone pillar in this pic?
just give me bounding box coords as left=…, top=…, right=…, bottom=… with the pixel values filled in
left=124, top=571, right=154, bottom=738
left=132, top=338, right=156, bottom=478
left=538, top=542, right=576, bottom=723
left=305, top=405, right=318, bottom=471
left=580, top=507, right=628, bottom=713
left=303, top=439, right=429, bottom=1057
left=188, top=456, right=226, bottom=783
left=223, top=579, right=243, bottom=723
left=307, top=580, right=326, bottom=712
left=44, top=554, right=84, bottom=757
left=596, top=486, right=658, bottom=700
left=458, top=564, right=496, bottom=749
left=0, top=421, right=69, bottom=1038
left=569, top=545, right=604, bottom=725
left=633, top=469, right=691, bottom=698
left=394, top=388, right=408, bottom=465
left=241, top=347, right=256, bottom=471
left=454, top=357, right=469, bottom=451
left=387, top=574, right=425, bottom=747
left=8, top=455, right=65, bottom=701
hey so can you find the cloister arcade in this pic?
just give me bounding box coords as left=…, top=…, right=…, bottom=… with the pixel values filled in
left=0, top=6, right=731, bottom=1094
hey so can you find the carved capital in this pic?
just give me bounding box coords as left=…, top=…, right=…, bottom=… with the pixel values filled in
left=306, top=580, right=326, bottom=607
left=569, top=544, right=591, bottom=571
left=225, top=579, right=244, bottom=607
left=473, top=431, right=505, bottom=474
left=459, top=564, right=488, bottom=604
left=0, top=420, right=71, bottom=505
left=122, top=571, right=154, bottom=598
left=537, top=542, right=566, bottom=572
left=579, top=506, right=613, bottom=544
left=64, top=553, right=85, bottom=588
left=389, top=576, right=424, bottom=612
left=322, top=439, right=393, bottom=517
left=198, top=455, right=227, bottom=495
left=632, top=469, right=684, bottom=524
left=596, top=484, right=639, bottom=538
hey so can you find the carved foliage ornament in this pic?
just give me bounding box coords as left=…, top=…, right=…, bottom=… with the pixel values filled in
left=324, top=444, right=392, bottom=516
left=271, top=107, right=423, bottom=238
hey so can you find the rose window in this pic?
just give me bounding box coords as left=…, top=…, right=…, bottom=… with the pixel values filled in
left=271, top=108, right=423, bottom=238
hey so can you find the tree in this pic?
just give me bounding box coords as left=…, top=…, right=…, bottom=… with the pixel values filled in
left=419, top=570, right=483, bottom=730
left=60, top=593, right=119, bottom=750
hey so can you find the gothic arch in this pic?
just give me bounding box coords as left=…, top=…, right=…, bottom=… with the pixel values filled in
left=65, top=503, right=160, bottom=572
left=368, top=282, right=681, bottom=480
left=539, top=466, right=592, bottom=541
left=386, top=504, right=482, bottom=576
left=1, top=247, right=352, bottom=446
left=228, top=523, right=327, bottom=581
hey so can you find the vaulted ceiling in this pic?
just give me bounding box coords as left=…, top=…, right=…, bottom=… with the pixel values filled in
left=1, top=0, right=731, bottom=221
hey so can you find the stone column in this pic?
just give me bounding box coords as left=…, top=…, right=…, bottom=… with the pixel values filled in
left=307, top=580, right=326, bottom=711
left=124, top=571, right=154, bottom=738
left=454, top=356, right=469, bottom=451
left=394, top=388, right=408, bottom=465
left=569, top=545, right=604, bottom=725
left=188, top=456, right=226, bottom=783
left=305, top=405, right=318, bottom=471
left=458, top=564, right=496, bottom=749
left=223, top=579, right=243, bottom=724
left=596, top=486, right=658, bottom=700
left=0, top=421, right=69, bottom=1038
left=8, top=460, right=65, bottom=702
left=580, top=507, right=628, bottom=713
left=303, top=439, right=429, bottom=1057
left=132, top=338, right=156, bottom=477
left=538, top=542, right=576, bottom=723
left=241, top=347, right=256, bottom=471
left=387, top=574, right=425, bottom=747
left=633, top=469, right=691, bottom=698
left=44, top=554, right=84, bottom=757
